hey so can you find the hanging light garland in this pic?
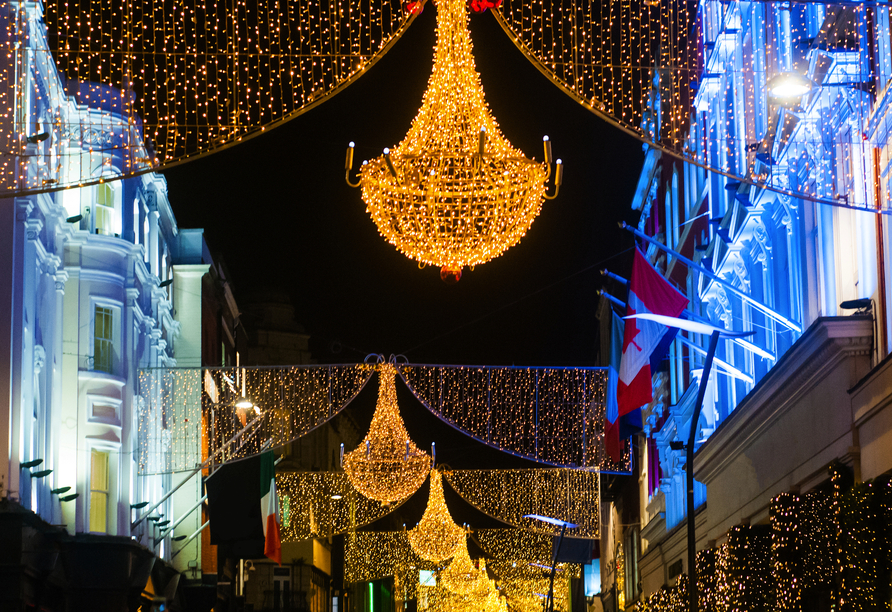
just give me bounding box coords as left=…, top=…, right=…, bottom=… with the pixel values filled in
left=343, top=363, right=431, bottom=503
left=276, top=472, right=411, bottom=543
left=445, top=468, right=600, bottom=538
left=399, top=364, right=611, bottom=469
left=137, top=364, right=374, bottom=474
left=345, top=530, right=439, bottom=584
left=408, top=468, right=466, bottom=562
left=346, top=0, right=562, bottom=281
left=5, top=0, right=416, bottom=194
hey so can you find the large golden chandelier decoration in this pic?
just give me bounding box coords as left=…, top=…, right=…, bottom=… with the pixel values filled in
left=343, top=363, right=431, bottom=503
left=407, top=468, right=466, bottom=562
left=346, top=0, right=562, bottom=283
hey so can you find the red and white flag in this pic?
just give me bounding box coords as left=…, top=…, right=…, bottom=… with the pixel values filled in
left=618, top=248, right=689, bottom=416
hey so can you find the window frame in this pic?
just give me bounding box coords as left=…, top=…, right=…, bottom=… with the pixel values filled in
left=90, top=300, right=121, bottom=375
left=89, top=448, right=110, bottom=534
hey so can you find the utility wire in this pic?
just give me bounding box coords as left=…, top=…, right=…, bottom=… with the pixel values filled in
left=400, top=246, right=635, bottom=356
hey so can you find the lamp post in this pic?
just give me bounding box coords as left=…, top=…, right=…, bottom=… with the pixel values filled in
left=523, top=514, right=579, bottom=612
left=625, top=314, right=755, bottom=612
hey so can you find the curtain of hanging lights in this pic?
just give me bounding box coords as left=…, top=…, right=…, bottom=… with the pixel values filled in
left=1, top=0, right=412, bottom=194
left=9, top=0, right=877, bottom=210
left=493, top=0, right=887, bottom=212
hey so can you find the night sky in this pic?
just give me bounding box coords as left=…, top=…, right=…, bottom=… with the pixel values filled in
left=164, top=6, right=644, bottom=368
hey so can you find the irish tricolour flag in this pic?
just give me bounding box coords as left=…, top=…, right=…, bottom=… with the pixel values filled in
left=206, top=450, right=282, bottom=564
left=260, top=451, right=282, bottom=565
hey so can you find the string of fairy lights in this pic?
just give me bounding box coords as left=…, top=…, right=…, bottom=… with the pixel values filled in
left=4, top=0, right=890, bottom=214
left=273, top=468, right=599, bottom=544
left=399, top=364, right=615, bottom=469
left=637, top=468, right=892, bottom=612
left=139, top=362, right=619, bottom=474
left=275, top=471, right=413, bottom=542
left=493, top=0, right=891, bottom=212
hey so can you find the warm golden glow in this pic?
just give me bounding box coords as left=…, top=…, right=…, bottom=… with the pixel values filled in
left=276, top=472, right=412, bottom=542
left=408, top=468, right=466, bottom=562
left=343, top=363, right=431, bottom=503
left=354, top=0, right=556, bottom=272
left=438, top=536, right=490, bottom=595
left=444, top=468, right=600, bottom=538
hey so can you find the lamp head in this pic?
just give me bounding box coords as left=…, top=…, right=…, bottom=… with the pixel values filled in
left=234, top=396, right=254, bottom=410
left=840, top=298, right=871, bottom=312
left=768, top=73, right=814, bottom=100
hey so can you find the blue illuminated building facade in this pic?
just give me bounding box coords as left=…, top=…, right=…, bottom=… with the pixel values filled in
left=599, top=0, right=892, bottom=607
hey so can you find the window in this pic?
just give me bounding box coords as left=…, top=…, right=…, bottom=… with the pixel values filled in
left=95, top=184, right=115, bottom=235
left=585, top=560, right=601, bottom=596
left=94, top=306, right=114, bottom=373
left=89, top=449, right=109, bottom=533
left=133, top=198, right=140, bottom=245
left=143, top=209, right=150, bottom=263
left=624, top=528, right=641, bottom=603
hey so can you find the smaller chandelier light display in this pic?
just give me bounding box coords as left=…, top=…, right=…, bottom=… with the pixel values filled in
left=438, top=536, right=490, bottom=595
left=343, top=363, right=431, bottom=503
left=345, top=0, right=562, bottom=282
left=407, top=468, right=466, bottom=562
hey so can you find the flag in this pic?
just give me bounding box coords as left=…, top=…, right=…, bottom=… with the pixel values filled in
left=618, top=248, right=688, bottom=417
left=605, top=306, right=645, bottom=463
left=206, top=450, right=282, bottom=564
left=647, top=436, right=662, bottom=497
left=260, top=451, right=282, bottom=565
left=604, top=309, right=623, bottom=463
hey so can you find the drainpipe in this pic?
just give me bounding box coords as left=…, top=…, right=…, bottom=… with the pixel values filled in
left=873, top=147, right=888, bottom=359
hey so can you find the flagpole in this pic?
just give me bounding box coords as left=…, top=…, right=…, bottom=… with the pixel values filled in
left=619, top=221, right=803, bottom=333
left=601, top=290, right=755, bottom=383
left=132, top=409, right=270, bottom=531
left=687, top=330, right=719, bottom=612
left=625, top=315, right=755, bottom=612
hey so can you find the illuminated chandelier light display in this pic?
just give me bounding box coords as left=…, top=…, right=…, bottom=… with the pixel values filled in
left=345, top=0, right=562, bottom=281
left=343, top=363, right=431, bottom=503
left=430, top=558, right=508, bottom=612
left=408, top=468, right=466, bottom=562
left=437, top=536, right=498, bottom=597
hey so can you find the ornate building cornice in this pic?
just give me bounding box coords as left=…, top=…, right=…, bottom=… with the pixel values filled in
left=693, top=316, right=872, bottom=485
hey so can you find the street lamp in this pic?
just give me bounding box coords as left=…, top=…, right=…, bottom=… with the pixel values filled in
left=767, top=72, right=814, bottom=100
left=523, top=514, right=579, bottom=612
left=624, top=314, right=755, bottom=612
